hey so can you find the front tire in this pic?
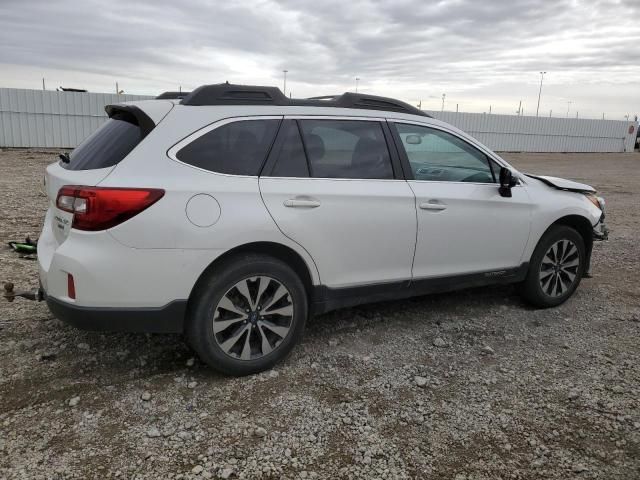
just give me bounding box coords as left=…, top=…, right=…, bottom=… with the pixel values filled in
left=520, top=225, right=586, bottom=308
left=186, top=254, right=307, bottom=376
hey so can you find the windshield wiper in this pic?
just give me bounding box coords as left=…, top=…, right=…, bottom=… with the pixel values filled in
left=58, top=152, right=70, bottom=164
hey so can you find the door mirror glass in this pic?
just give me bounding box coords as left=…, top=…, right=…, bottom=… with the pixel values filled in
left=405, top=134, right=422, bottom=145
left=499, top=167, right=517, bottom=197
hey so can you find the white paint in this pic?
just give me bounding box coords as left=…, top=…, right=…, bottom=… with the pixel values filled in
left=37, top=99, right=603, bottom=314
left=185, top=194, right=221, bottom=227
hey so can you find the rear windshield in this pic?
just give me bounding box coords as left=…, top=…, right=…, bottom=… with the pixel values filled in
left=62, top=113, right=142, bottom=170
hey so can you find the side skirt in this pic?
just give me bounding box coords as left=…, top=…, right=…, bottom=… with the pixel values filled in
left=311, top=263, right=529, bottom=315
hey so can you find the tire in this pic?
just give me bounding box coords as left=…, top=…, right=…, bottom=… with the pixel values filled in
left=520, top=225, right=586, bottom=308
left=186, top=254, right=307, bottom=376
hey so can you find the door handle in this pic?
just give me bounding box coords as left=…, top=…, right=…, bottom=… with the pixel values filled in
left=283, top=198, right=321, bottom=208
left=419, top=201, right=447, bottom=211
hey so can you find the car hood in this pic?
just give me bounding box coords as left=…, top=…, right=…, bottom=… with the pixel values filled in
left=525, top=174, right=596, bottom=193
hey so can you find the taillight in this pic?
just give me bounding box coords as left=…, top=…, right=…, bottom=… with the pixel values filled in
left=56, top=186, right=165, bottom=231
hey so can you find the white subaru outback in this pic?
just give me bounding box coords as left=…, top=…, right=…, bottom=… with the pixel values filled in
left=37, top=84, right=608, bottom=375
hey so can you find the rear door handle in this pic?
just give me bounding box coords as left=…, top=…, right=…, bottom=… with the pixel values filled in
left=419, top=201, right=447, bottom=211
left=283, top=198, right=321, bottom=208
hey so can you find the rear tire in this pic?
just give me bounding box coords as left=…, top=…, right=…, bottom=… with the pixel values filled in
left=520, top=225, right=586, bottom=308
left=186, top=254, right=307, bottom=376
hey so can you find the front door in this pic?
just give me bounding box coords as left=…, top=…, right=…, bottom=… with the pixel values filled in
left=260, top=118, right=416, bottom=288
left=390, top=121, right=532, bottom=279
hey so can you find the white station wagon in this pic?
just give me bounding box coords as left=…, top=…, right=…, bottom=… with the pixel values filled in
left=35, top=83, right=607, bottom=375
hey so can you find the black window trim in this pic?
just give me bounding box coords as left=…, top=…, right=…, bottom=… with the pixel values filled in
left=387, top=120, right=510, bottom=184
left=166, top=115, right=283, bottom=177
left=262, top=115, right=401, bottom=181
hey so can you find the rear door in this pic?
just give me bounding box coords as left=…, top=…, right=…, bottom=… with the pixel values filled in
left=259, top=117, right=416, bottom=288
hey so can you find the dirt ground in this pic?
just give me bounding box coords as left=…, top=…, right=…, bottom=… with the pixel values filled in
left=0, top=149, right=639, bottom=480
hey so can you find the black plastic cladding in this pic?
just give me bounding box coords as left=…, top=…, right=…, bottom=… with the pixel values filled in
left=180, top=83, right=431, bottom=118
left=156, top=91, right=191, bottom=100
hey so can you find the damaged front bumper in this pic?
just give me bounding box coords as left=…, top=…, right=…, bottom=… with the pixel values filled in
left=592, top=214, right=609, bottom=241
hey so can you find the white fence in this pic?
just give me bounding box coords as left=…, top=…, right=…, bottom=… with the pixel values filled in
left=426, top=110, right=637, bottom=153
left=0, top=88, right=636, bottom=152
left=0, top=88, right=152, bottom=148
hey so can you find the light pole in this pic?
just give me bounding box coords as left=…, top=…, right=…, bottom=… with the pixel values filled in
left=355, top=77, right=360, bottom=93
left=566, top=101, right=572, bottom=118
left=441, top=93, right=446, bottom=112
left=536, top=71, right=546, bottom=117
left=282, top=70, right=288, bottom=96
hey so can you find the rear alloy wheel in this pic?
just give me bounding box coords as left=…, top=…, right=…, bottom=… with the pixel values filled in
left=187, top=254, right=307, bottom=375
left=213, top=276, right=294, bottom=361
left=520, top=225, right=586, bottom=308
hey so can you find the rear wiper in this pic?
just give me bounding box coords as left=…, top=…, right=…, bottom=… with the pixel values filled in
left=59, top=152, right=70, bottom=164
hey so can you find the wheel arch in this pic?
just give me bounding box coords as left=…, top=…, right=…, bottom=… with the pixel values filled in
left=187, top=241, right=317, bottom=313
left=538, top=214, right=594, bottom=272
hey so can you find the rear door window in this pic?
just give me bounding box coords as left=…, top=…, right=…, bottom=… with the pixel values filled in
left=177, top=119, right=280, bottom=176
left=62, top=113, right=142, bottom=170
left=298, top=120, right=394, bottom=179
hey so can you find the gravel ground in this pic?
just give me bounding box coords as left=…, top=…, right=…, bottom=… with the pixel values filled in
left=0, top=149, right=639, bottom=480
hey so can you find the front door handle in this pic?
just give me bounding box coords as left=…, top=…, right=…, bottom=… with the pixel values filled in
left=419, top=201, right=447, bottom=211
left=283, top=198, right=321, bottom=208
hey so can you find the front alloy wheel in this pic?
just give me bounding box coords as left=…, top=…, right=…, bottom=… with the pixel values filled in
left=520, top=225, right=586, bottom=308
left=213, top=276, right=294, bottom=361
left=538, top=239, right=580, bottom=297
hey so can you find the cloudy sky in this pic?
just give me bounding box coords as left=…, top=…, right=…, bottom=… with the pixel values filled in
left=1, top=0, right=638, bottom=119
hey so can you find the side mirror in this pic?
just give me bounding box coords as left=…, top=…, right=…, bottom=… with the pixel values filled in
left=499, top=167, right=517, bottom=197
left=405, top=134, right=422, bottom=145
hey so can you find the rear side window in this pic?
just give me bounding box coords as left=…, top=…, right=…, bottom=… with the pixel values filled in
left=298, top=120, right=393, bottom=179
left=63, top=113, right=142, bottom=170
left=177, top=119, right=280, bottom=176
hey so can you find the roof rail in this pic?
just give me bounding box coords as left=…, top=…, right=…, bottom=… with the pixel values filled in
left=180, top=83, right=430, bottom=117
left=156, top=91, right=191, bottom=100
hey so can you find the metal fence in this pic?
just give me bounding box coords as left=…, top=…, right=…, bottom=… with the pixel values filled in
left=0, top=88, right=636, bottom=152
left=425, top=110, right=637, bottom=153
left=0, top=88, right=152, bottom=148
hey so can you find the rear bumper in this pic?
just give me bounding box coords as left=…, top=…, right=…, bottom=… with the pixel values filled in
left=45, top=291, right=186, bottom=333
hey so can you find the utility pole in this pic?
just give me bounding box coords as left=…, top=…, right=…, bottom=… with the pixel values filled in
left=536, top=71, right=546, bottom=117
left=517, top=100, right=522, bottom=116
left=42, top=78, right=46, bottom=90
left=566, top=101, right=572, bottom=118
left=489, top=105, right=492, bottom=114
left=282, top=70, right=288, bottom=96
left=441, top=93, right=446, bottom=112
left=355, top=77, right=360, bottom=93
left=456, top=103, right=459, bottom=113
left=549, top=110, right=552, bottom=117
